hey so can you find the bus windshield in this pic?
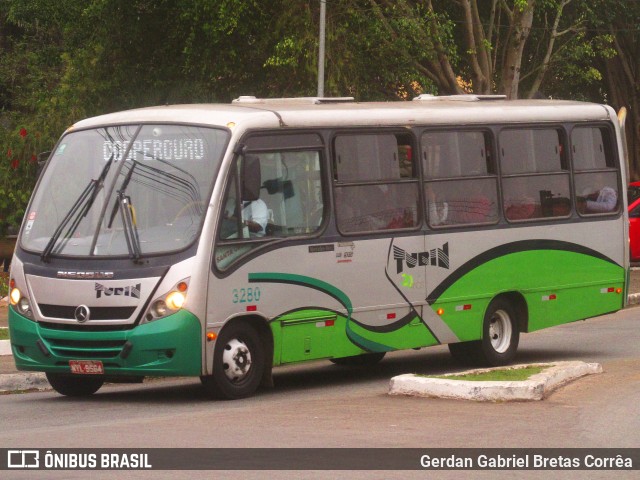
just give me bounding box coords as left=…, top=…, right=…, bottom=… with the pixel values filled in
left=22, top=124, right=228, bottom=258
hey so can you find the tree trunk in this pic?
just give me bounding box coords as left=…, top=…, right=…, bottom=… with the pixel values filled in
left=501, top=0, right=535, bottom=99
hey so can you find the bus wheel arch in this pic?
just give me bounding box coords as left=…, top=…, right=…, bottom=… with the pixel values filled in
left=201, top=316, right=273, bottom=399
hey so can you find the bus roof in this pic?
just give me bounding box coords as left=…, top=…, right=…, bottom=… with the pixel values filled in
left=71, top=97, right=615, bottom=132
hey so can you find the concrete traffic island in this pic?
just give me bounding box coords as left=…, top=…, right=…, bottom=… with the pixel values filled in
left=388, top=361, right=602, bottom=402
left=0, top=371, right=49, bottom=393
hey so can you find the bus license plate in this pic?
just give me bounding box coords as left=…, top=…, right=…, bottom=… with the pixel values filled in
left=69, top=360, right=104, bottom=375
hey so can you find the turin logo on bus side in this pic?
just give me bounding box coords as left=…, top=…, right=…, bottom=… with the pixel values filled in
left=393, top=242, right=450, bottom=274
left=95, top=283, right=141, bottom=299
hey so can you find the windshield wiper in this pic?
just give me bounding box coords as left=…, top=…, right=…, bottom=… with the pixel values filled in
left=116, top=191, right=142, bottom=262
left=41, top=153, right=115, bottom=262
left=107, top=161, right=137, bottom=229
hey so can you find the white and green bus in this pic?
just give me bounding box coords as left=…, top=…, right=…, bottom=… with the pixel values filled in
left=8, top=95, right=629, bottom=399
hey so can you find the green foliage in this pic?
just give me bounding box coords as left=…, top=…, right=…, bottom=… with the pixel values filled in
left=427, top=366, right=546, bottom=382
left=0, top=124, right=42, bottom=236
left=1, top=0, right=640, bottom=190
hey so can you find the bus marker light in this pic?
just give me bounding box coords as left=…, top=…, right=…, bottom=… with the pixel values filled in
left=177, top=282, right=188, bottom=292
left=246, top=305, right=257, bottom=312
left=616, top=288, right=622, bottom=294
left=387, top=313, right=396, bottom=320
left=455, top=304, right=472, bottom=311
left=436, top=308, right=444, bottom=316
left=316, top=319, right=335, bottom=328
left=542, top=294, right=557, bottom=301
left=207, top=332, right=217, bottom=341
left=601, top=287, right=615, bottom=293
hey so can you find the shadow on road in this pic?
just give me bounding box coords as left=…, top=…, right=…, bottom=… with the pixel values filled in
left=28, top=339, right=609, bottom=405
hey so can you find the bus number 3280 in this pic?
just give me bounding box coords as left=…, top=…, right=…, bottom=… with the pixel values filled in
left=232, top=287, right=261, bottom=304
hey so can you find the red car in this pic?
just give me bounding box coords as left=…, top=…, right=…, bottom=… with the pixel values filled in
left=629, top=181, right=640, bottom=261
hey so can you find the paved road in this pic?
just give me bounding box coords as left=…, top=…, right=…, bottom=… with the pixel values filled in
left=1, top=306, right=638, bottom=480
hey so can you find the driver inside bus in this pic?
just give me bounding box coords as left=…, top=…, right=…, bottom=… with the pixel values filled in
left=241, top=198, right=268, bottom=236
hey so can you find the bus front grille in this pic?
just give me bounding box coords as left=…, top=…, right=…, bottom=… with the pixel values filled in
left=43, top=338, right=127, bottom=359
left=38, top=304, right=136, bottom=321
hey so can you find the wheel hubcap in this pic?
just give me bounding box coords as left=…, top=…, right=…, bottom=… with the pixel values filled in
left=222, top=338, right=252, bottom=382
left=489, top=309, right=512, bottom=354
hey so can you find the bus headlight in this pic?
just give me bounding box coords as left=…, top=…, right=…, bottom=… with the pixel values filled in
left=9, top=280, right=33, bottom=318
left=151, top=300, right=168, bottom=318
left=144, top=278, right=190, bottom=323
left=10, top=287, right=21, bottom=305
left=18, top=297, right=32, bottom=315
left=166, top=291, right=186, bottom=310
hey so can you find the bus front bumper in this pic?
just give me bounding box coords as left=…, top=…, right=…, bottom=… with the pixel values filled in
left=8, top=308, right=202, bottom=377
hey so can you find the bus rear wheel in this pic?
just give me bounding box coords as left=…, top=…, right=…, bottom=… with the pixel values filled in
left=478, top=298, right=520, bottom=366
left=46, top=373, right=104, bottom=397
left=201, top=322, right=265, bottom=400
left=448, top=298, right=520, bottom=366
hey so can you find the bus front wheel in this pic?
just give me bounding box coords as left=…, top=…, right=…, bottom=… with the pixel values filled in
left=46, top=373, right=104, bottom=397
left=201, top=322, right=265, bottom=400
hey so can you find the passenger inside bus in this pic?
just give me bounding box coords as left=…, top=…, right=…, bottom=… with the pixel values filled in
left=242, top=199, right=268, bottom=236
left=426, top=187, right=448, bottom=225
left=578, top=179, right=618, bottom=214
left=504, top=177, right=537, bottom=220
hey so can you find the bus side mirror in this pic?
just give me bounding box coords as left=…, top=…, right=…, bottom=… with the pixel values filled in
left=263, top=178, right=294, bottom=199
left=241, top=155, right=261, bottom=201
left=36, top=151, right=51, bottom=178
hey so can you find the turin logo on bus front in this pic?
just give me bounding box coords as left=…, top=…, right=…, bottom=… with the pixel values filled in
left=95, top=282, right=141, bottom=299
left=393, top=242, right=450, bottom=274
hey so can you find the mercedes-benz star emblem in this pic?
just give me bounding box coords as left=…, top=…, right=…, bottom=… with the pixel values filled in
left=74, top=305, right=91, bottom=323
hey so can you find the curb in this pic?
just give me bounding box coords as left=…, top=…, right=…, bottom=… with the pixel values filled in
left=0, top=371, right=49, bottom=392
left=0, top=339, right=10, bottom=356
left=628, top=293, right=640, bottom=305
left=388, top=361, right=602, bottom=402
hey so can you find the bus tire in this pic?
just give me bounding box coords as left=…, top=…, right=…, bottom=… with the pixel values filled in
left=201, top=322, right=265, bottom=400
left=46, top=373, right=104, bottom=397
left=330, top=352, right=386, bottom=366
left=477, top=297, right=520, bottom=366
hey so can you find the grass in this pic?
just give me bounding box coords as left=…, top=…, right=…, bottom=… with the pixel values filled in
left=424, top=365, right=547, bottom=382
left=0, top=328, right=9, bottom=341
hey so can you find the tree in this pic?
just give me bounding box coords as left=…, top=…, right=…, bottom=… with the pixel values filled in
left=338, top=1, right=601, bottom=100
left=594, top=2, right=640, bottom=179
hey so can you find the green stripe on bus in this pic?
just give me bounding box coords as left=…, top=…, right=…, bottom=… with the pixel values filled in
left=249, top=272, right=353, bottom=316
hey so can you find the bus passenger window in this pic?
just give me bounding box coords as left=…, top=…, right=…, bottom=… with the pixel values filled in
left=422, top=130, right=498, bottom=227
left=500, top=128, right=570, bottom=222
left=333, top=132, right=420, bottom=234
left=572, top=126, right=619, bottom=216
